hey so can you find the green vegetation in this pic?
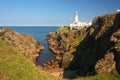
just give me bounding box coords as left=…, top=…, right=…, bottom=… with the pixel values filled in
left=57, top=26, right=88, bottom=54
left=78, top=71, right=120, bottom=80
left=0, top=39, right=61, bottom=80
left=67, top=70, right=120, bottom=80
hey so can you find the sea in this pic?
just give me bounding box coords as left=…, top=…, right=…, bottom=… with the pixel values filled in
left=8, top=26, right=58, bottom=65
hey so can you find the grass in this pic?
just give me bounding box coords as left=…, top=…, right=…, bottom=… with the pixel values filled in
left=77, top=72, right=120, bottom=80
left=0, top=39, right=61, bottom=80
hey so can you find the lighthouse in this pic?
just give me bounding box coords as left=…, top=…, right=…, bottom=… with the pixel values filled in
left=74, top=12, right=79, bottom=23
left=69, top=12, right=92, bottom=30
left=117, top=9, right=120, bottom=12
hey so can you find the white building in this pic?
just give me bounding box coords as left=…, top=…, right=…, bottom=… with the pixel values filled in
left=69, top=12, right=92, bottom=29
left=117, top=9, right=120, bottom=12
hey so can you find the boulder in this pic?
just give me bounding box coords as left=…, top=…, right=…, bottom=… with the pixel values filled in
left=95, top=52, right=116, bottom=73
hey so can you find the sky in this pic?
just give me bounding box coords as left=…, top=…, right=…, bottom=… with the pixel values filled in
left=0, top=0, right=120, bottom=26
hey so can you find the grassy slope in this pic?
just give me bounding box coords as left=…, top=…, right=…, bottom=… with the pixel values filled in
left=78, top=72, right=120, bottom=80
left=0, top=39, right=61, bottom=80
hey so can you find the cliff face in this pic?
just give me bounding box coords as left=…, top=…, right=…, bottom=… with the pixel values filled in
left=0, top=28, right=44, bottom=62
left=70, top=12, right=120, bottom=75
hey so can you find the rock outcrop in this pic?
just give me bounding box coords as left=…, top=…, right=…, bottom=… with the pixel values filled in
left=39, top=60, right=61, bottom=72
left=111, top=29, right=120, bottom=73
left=95, top=52, right=116, bottom=73
left=0, top=28, right=44, bottom=62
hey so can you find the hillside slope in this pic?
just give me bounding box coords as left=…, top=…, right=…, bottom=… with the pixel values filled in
left=0, top=39, right=60, bottom=80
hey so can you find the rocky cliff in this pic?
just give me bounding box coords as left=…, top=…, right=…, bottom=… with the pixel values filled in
left=46, top=12, right=120, bottom=77
left=46, top=26, right=88, bottom=69
left=0, top=28, right=44, bottom=62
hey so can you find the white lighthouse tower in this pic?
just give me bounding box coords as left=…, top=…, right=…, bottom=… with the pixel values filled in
left=74, top=12, right=79, bottom=23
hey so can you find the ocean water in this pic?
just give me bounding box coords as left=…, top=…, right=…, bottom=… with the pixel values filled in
left=9, top=26, right=58, bottom=65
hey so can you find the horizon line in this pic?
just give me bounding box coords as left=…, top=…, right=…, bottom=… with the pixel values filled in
left=0, top=25, right=62, bottom=27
